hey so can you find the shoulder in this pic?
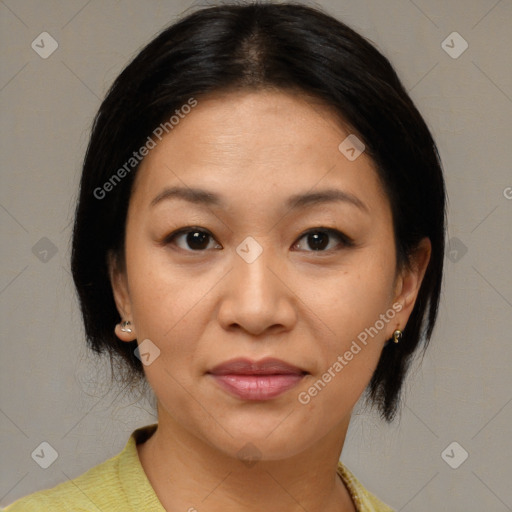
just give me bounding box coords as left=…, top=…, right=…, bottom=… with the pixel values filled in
left=337, top=462, right=395, bottom=512
left=3, top=424, right=159, bottom=512
left=3, top=450, right=124, bottom=512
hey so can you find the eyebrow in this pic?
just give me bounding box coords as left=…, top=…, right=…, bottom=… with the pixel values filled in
left=150, top=186, right=368, bottom=213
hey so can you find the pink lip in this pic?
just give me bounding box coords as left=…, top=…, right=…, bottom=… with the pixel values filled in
left=208, top=358, right=307, bottom=401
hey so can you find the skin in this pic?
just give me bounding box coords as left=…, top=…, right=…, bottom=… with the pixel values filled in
left=109, top=89, right=431, bottom=511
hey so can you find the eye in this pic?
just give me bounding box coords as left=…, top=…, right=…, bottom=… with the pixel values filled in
left=163, top=226, right=353, bottom=253
left=292, top=228, right=354, bottom=252
left=164, top=227, right=221, bottom=251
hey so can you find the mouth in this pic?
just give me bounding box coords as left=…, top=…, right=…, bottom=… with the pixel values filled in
left=207, top=357, right=308, bottom=401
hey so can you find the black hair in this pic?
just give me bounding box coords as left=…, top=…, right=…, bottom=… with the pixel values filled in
left=71, top=1, right=446, bottom=422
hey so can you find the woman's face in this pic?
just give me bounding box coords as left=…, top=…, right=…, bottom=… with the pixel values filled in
left=111, top=89, right=427, bottom=460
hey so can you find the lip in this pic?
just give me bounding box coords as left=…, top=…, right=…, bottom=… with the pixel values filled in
left=207, top=357, right=307, bottom=401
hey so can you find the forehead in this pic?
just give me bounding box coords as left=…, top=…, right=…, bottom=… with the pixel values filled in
left=130, top=89, right=387, bottom=215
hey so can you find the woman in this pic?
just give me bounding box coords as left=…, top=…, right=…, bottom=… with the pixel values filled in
left=5, top=2, right=445, bottom=511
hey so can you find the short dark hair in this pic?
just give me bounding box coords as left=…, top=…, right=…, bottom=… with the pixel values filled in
left=71, top=1, right=446, bottom=422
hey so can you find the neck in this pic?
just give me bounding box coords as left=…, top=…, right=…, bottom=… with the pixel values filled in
left=137, top=405, right=357, bottom=512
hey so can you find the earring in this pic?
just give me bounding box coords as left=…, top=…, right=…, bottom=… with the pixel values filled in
left=120, top=320, right=133, bottom=333
left=393, top=329, right=402, bottom=344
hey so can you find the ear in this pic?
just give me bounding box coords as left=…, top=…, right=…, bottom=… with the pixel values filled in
left=391, top=237, right=432, bottom=334
left=107, top=250, right=137, bottom=342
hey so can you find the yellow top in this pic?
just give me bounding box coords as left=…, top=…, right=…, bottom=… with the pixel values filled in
left=4, top=424, right=394, bottom=512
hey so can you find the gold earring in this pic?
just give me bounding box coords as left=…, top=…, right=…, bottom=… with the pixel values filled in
left=393, top=329, right=402, bottom=344
left=120, top=320, right=133, bottom=333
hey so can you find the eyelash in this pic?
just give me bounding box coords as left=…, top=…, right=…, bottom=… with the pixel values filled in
left=163, top=226, right=354, bottom=253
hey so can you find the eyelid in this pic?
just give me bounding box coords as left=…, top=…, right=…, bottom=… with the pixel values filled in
left=163, top=226, right=213, bottom=241
left=163, top=226, right=354, bottom=252
left=163, top=226, right=221, bottom=249
left=293, top=227, right=355, bottom=251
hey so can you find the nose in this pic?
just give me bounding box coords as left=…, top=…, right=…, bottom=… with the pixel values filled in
left=216, top=243, right=297, bottom=337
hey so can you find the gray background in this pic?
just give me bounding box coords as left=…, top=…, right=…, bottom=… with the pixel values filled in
left=1, top=0, right=511, bottom=510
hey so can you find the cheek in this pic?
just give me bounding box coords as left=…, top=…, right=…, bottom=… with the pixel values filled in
left=123, top=245, right=202, bottom=367
left=299, top=254, right=396, bottom=392
left=307, top=261, right=396, bottom=341
left=297, top=277, right=392, bottom=420
left=125, top=239, right=205, bottom=330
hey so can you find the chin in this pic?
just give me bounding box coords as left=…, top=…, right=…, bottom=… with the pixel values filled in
left=197, top=412, right=325, bottom=462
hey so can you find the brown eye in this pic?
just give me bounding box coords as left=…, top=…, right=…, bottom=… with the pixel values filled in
left=293, top=228, right=353, bottom=252
left=165, top=228, right=221, bottom=251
